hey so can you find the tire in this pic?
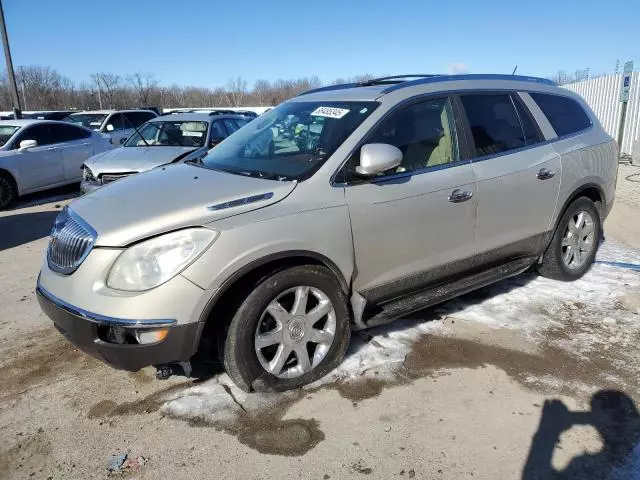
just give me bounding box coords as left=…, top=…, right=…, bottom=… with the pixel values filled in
left=223, top=265, right=351, bottom=392
left=538, top=197, right=601, bottom=281
left=0, top=173, right=17, bottom=210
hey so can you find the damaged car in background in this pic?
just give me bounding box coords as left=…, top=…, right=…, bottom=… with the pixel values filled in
left=81, top=113, right=250, bottom=193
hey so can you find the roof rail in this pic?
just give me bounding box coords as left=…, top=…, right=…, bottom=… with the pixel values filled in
left=297, top=83, right=360, bottom=97
left=382, top=74, right=555, bottom=93
left=357, top=74, right=440, bottom=86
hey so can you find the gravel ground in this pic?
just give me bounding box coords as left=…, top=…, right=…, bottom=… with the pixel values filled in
left=0, top=172, right=639, bottom=480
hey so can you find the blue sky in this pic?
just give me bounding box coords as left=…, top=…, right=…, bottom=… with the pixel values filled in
left=4, top=0, right=639, bottom=88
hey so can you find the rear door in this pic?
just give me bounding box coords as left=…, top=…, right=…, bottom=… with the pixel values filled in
left=12, top=124, right=65, bottom=190
left=343, top=96, right=478, bottom=304
left=459, top=92, right=561, bottom=261
left=48, top=123, right=93, bottom=182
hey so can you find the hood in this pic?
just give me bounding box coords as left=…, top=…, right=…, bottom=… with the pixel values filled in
left=70, top=164, right=297, bottom=246
left=85, top=146, right=199, bottom=174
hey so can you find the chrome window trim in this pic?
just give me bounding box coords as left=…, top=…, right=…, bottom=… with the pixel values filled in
left=331, top=88, right=596, bottom=187
left=47, top=207, right=98, bottom=275
left=36, top=283, right=176, bottom=328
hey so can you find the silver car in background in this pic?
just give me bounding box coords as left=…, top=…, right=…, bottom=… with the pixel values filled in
left=64, top=109, right=157, bottom=146
left=0, top=119, right=112, bottom=208
left=81, top=113, right=250, bottom=193
left=37, top=74, right=617, bottom=392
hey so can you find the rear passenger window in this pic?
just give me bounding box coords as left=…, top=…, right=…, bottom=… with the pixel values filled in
left=222, top=119, right=239, bottom=134
left=460, top=94, right=526, bottom=157
left=529, top=92, right=592, bottom=137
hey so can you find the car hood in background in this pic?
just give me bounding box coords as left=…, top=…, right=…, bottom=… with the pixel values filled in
left=85, top=146, right=199, bottom=174
left=70, top=164, right=297, bottom=246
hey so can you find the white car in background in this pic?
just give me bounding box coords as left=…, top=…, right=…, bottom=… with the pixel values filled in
left=64, top=109, right=158, bottom=146
left=0, top=119, right=112, bottom=208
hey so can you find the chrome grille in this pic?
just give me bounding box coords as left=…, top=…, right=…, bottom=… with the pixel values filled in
left=101, top=173, right=131, bottom=185
left=47, top=207, right=97, bottom=275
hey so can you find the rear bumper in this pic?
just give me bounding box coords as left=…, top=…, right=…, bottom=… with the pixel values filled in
left=36, top=284, right=201, bottom=371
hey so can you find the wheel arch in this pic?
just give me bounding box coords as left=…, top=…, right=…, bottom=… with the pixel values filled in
left=198, top=250, right=350, bottom=326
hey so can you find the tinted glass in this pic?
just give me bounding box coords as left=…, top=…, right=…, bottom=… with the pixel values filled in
left=512, top=96, right=542, bottom=145
left=461, top=94, right=526, bottom=157
left=106, top=113, right=126, bottom=131
left=223, top=119, right=239, bottom=134
left=235, top=118, right=249, bottom=128
left=530, top=92, right=592, bottom=137
left=210, top=121, right=227, bottom=139
left=50, top=123, right=91, bottom=142
left=125, top=111, right=156, bottom=128
left=14, top=124, right=53, bottom=148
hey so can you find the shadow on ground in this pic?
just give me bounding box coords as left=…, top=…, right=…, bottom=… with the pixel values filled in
left=0, top=211, right=58, bottom=250
left=523, top=390, right=640, bottom=479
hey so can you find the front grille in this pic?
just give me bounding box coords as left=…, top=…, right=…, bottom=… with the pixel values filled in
left=47, top=207, right=97, bottom=275
left=101, top=173, right=131, bottom=185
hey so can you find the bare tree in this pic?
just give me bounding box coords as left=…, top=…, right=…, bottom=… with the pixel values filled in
left=226, top=76, right=247, bottom=107
left=91, top=72, right=122, bottom=108
left=127, top=72, right=159, bottom=106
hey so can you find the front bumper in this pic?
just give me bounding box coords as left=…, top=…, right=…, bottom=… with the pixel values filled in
left=37, top=284, right=202, bottom=371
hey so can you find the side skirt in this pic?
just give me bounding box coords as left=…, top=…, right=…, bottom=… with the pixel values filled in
left=361, top=256, right=537, bottom=329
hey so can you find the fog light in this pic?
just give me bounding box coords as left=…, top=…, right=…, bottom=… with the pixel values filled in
left=105, top=325, right=127, bottom=344
left=134, top=328, right=169, bottom=344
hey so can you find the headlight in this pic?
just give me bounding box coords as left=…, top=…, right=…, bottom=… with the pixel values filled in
left=82, top=165, right=95, bottom=182
left=107, top=228, right=217, bottom=291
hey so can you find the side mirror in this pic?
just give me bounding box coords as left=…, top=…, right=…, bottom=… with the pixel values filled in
left=19, top=139, right=37, bottom=151
left=356, top=143, right=403, bottom=176
left=209, top=137, right=224, bottom=148
left=106, top=124, right=114, bottom=132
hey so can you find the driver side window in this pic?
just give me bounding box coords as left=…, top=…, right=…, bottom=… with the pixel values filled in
left=13, top=125, right=53, bottom=149
left=343, top=97, right=459, bottom=183
left=105, top=113, right=126, bottom=131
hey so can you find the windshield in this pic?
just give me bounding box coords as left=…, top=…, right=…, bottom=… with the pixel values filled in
left=65, top=113, right=108, bottom=130
left=124, top=120, right=209, bottom=147
left=0, top=125, right=19, bottom=147
left=199, top=101, right=378, bottom=180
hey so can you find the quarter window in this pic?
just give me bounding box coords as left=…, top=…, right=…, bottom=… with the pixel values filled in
left=529, top=92, right=592, bottom=137
left=345, top=97, right=459, bottom=182
left=460, top=94, right=527, bottom=157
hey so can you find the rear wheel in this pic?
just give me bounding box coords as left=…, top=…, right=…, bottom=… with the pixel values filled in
left=538, top=197, right=601, bottom=281
left=223, top=265, right=351, bottom=392
left=0, top=174, right=17, bottom=210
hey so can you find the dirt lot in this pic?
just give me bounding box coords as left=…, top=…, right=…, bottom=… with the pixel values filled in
left=1, top=166, right=639, bottom=479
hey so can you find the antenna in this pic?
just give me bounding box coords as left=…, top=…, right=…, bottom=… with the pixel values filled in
left=512, top=65, right=518, bottom=75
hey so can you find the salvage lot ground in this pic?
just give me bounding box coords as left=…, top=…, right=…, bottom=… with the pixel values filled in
left=1, top=166, right=639, bottom=479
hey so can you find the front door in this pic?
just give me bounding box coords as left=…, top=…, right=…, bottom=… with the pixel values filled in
left=343, top=96, right=478, bottom=304
left=459, top=93, right=561, bottom=260
left=13, top=124, right=65, bottom=191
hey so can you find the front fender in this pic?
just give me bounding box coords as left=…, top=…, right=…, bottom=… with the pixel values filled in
left=180, top=205, right=354, bottom=293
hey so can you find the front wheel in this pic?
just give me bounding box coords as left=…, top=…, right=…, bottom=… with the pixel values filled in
left=0, top=174, right=17, bottom=210
left=538, top=197, right=601, bottom=281
left=223, top=265, right=351, bottom=392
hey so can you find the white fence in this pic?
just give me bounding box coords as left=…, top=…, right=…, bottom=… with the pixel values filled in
left=562, top=73, right=640, bottom=157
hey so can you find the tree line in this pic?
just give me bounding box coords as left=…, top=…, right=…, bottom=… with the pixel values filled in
left=0, top=66, right=376, bottom=112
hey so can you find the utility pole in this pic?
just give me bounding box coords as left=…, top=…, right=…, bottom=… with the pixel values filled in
left=0, top=0, right=21, bottom=119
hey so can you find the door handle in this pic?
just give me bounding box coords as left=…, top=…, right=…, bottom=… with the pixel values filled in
left=537, top=168, right=556, bottom=180
left=448, top=189, right=473, bottom=203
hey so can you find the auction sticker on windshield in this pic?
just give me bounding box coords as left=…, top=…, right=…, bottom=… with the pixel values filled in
left=183, top=131, right=203, bottom=137
left=311, top=107, right=350, bottom=119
